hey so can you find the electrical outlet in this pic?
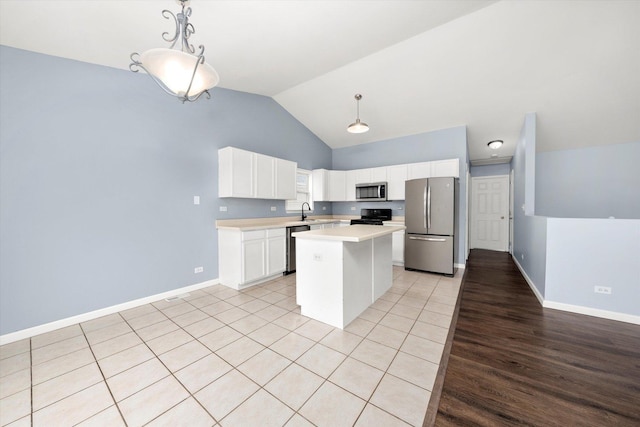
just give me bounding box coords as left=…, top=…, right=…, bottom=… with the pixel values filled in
left=521, top=253, right=524, bottom=260
left=220, top=206, right=227, bottom=212
left=351, top=206, right=356, bottom=211
left=322, top=206, right=327, bottom=210
left=313, top=254, right=323, bottom=262
left=594, top=286, right=611, bottom=294
left=271, top=206, right=276, bottom=211
left=194, top=266, right=204, bottom=274
left=193, top=196, right=200, bottom=205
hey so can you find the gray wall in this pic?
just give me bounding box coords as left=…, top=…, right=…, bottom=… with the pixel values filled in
left=512, top=113, right=547, bottom=297
left=470, top=163, right=510, bottom=177
left=0, top=46, right=331, bottom=334
left=331, top=126, right=469, bottom=265
left=535, top=141, right=640, bottom=219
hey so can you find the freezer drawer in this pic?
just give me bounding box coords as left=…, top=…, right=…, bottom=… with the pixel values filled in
left=404, top=234, right=454, bottom=275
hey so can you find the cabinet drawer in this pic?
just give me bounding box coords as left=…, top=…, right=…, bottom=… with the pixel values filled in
left=242, top=230, right=266, bottom=241
left=267, top=228, right=286, bottom=238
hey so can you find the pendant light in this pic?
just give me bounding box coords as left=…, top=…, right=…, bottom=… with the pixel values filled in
left=130, top=0, right=219, bottom=103
left=347, top=94, right=369, bottom=133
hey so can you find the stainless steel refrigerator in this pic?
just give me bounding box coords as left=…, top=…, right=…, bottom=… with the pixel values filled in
left=404, top=177, right=456, bottom=275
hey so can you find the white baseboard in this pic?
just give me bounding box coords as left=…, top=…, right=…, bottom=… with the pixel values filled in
left=511, top=255, right=544, bottom=305
left=543, top=301, right=640, bottom=325
left=454, top=263, right=466, bottom=269
left=0, top=279, right=220, bottom=346
left=511, top=255, right=639, bottom=325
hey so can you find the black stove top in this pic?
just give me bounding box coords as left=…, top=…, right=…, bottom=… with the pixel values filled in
left=350, top=208, right=392, bottom=226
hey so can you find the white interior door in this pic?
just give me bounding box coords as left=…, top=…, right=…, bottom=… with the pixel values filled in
left=470, top=175, right=509, bottom=251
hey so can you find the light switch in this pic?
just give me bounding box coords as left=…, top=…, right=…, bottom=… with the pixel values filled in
left=193, top=196, right=200, bottom=205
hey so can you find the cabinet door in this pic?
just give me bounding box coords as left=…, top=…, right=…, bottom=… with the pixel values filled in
left=312, top=169, right=328, bottom=201
left=392, top=230, right=405, bottom=265
left=242, top=239, right=266, bottom=283
left=408, top=162, right=431, bottom=180
left=345, top=170, right=356, bottom=201
left=371, top=167, right=387, bottom=183
left=275, top=158, right=297, bottom=200
left=431, top=159, right=459, bottom=178
left=219, top=147, right=255, bottom=198
left=267, top=236, right=286, bottom=275
left=354, top=168, right=371, bottom=184
left=255, top=154, right=275, bottom=199
left=329, top=170, right=346, bottom=201
left=386, top=164, right=407, bottom=200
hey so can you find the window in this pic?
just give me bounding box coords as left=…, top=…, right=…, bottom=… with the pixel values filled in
left=286, top=169, right=313, bottom=213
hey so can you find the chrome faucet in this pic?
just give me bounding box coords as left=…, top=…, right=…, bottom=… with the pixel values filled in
left=301, top=202, right=311, bottom=221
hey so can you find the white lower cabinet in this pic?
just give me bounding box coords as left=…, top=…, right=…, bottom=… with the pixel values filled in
left=392, top=231, right=405, bottom=266
left=219, top=228, right=286, bottom=289
left=383, top=226, right=405, bottom=266
left=242, top=233, right=266, bottom=284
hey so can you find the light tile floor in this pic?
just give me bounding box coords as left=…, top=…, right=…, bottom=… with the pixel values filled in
left=0, top=266, right=462, bottom=427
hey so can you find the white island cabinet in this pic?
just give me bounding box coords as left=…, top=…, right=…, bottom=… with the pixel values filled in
left=293, top=224, right=405, bottom=328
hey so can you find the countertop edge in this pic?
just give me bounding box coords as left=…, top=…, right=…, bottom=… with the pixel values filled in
left=292, top=225, right=406, bottom=242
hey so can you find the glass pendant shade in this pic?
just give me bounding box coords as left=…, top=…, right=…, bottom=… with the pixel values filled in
left=347, top=119, right=369, bottom=133
left=140, top=48, right=219, bottom=98
left=347, top=93, right=369, bottom=133
left=130, top=0, right=218, bottom=102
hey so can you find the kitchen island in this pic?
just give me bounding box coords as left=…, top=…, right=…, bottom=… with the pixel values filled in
left=293, top=224, right=405, bottom=328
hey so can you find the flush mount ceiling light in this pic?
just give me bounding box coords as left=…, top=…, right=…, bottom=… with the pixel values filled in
left=347, top=94, right=369, bottom=134
left=487, top=140, right=504, bottom=149
left=130, top=0, right=219, bottom=103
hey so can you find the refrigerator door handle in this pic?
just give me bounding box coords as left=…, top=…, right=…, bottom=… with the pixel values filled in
left=427, top=185, right=431, bottom=229
left=423, top=186, right=427, bottom=229
left=409, top=236, right=447, bottom=242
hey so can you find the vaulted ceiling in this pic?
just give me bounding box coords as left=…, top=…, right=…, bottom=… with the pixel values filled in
left=1, top=0, right=638, bottom=161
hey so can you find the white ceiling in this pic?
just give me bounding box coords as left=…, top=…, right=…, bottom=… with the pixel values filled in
left=1, top=0, right=639, bottom=161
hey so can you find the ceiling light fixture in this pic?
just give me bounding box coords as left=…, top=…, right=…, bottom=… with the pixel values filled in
left=347, top=94, right=369, bottom=134
left=130, top=0, right=219, bottom=103
left=487, top=140, right=504, bottom=149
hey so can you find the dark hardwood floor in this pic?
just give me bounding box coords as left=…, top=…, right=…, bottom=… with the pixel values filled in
left=430, top=249, right=640, bottom=426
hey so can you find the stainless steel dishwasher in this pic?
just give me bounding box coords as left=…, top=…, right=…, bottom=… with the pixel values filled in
left=285, top=224, right=310, bottom=274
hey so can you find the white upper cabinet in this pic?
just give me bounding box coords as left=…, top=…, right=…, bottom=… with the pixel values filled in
left=312, top=169, right=348, bottom=201
left=275, top=158, right=297, bottom=199
left=371, top=167, right=387, bottom=182
left=219, top=147, right=255, bottom=198
left=345, top=170, right=357, bottom=201
left=255, top=154, right=275, bottom=199
left=312, top=169, right=329, bottom=201
left=386, top=164, right=407, bottom=200
left=354, top=168, right=371, bottom=184
left=329, top=170, right=346, bottom=201
left=219, top=147, right=297, bottom=200
left=430, top=158, right=459, bottom=178
left=408, top=162, right=432, bottom=180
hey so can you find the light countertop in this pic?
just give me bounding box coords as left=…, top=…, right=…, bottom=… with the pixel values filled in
left=292, top=224, right=405, bottom=242
left=217, top=216, right=405, bottom=231
left=216, top=217, right=345, bottom=231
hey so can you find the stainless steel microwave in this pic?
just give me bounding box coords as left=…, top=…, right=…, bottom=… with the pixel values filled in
left=356, top=182, right=387, bottom=201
